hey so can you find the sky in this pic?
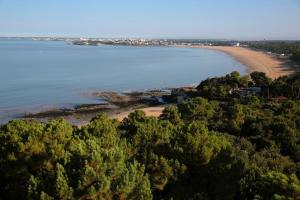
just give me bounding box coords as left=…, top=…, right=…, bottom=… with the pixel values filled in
left=0, top=0, right=299, bottom=40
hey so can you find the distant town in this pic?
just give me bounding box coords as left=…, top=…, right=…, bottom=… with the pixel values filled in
left=70, top=38, right=243, bottom=47
left=0, top=36, right=244, bottom=47
left=1, top=37, right=299, bottom=59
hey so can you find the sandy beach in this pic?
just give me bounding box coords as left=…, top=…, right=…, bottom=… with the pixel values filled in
left=191, top=45, right=293, bottom=79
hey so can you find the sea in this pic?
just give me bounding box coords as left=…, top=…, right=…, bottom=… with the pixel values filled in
left=0, top=39, right=246, bottom=123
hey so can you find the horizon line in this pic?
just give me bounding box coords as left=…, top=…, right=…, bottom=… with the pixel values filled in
left=1, top=35, right=300, bottom=42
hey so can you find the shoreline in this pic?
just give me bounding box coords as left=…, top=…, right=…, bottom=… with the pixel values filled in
left=189, top=45, right=294, bottom=79
left=17, top=45, right=296, bottom=125
left=21, top=90, right=173, bottom=126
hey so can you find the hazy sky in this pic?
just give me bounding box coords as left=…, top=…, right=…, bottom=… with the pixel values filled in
left=0, top=0, right=299, bottom=40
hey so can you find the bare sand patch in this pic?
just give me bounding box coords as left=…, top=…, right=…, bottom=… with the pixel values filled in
left=111, top=106, right=165, bottom=121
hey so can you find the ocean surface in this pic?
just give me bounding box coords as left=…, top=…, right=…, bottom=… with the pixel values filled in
left=0, top=39, right=246, bottom=123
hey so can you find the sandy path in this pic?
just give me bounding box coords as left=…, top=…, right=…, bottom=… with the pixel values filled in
left=191, top=46, right=293, bottom=79
left=76, top=106, right=165, bottom=128
left=111, top=106, right=165, bottom=121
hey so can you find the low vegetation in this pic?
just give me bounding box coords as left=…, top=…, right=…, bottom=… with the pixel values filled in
left=2, top=71, right=300, bottom=199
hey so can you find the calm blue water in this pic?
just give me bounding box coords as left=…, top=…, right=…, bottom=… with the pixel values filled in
left=0, top=39, right=246, bottom=123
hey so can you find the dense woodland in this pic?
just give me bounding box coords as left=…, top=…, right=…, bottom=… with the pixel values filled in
left=2, top=72, right=300, bottom=199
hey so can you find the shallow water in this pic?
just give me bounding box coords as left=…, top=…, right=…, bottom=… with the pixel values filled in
left=0, top=39, right=246, bottom=123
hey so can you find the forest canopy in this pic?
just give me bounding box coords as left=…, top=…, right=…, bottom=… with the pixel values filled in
left=1, top=72, right=300, bottom=199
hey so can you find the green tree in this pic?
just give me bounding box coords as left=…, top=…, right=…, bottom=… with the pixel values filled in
left=259, top=171, right=300, bottom=199
left=54, top=164, right=74, bottom=200
left=160, top=105, right=182, bottom=125
left=250, top=72, right=272, bottom=87
left=178, top=97, right=216, bottom=121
